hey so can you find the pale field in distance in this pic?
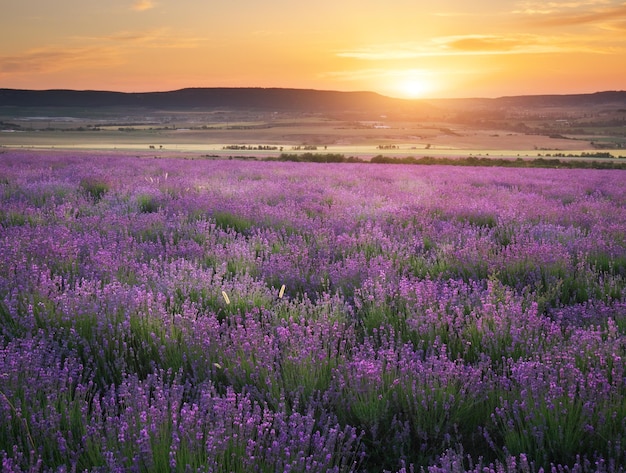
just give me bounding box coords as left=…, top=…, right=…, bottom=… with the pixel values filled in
left=1, top=107, right=625, bottom=159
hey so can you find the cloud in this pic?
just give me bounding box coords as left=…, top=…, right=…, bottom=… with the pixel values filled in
left=74, top=28, right=207, bottom=49
left=0, top=46, right=122, bottom=75
left=336, top=34, right=597, bottom=60
left=513, top=0, right=613, bottom=15
left=513, top=0, right=626, bottom=27
left=322, top=68, right=414, bottom=82
left=82, top=29, right=164, bottom=44
left=132, top=0, right=156, bottom=11
left=538, top=4, right=626, bottom=26
left=606, top=17, right=626, bottom=30
left=0, top=27, right=205, bottom=78
left=336, top=45, right=432, bottom=60
left=443, top=36, right=528, bottom=53
left=437, top=34, right=585, bottom=55
left=322, top=67, right=448, bottom=84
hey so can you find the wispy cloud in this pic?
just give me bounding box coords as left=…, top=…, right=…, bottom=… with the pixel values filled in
left=0, top=26, right=205, bottom=77
left=321, top=66, right=482, bottom=86
left=605, top=17, right=626, bottom=30
left=441, top=35, right=535, bottom=53
left=132, top=0, right=156, bottom=12
left=75, top=28, right=207, bottom=49
left=336, top=33, right=605, bottom=60
left=513, top=0, right=613, bottom=15
left=532, top=3, right=626, bottom=27
left=513, top=0, right=626, bottom=29
left=0, top=46, right=122, bottom=75
left=337, top=45, right=431, bottom=60
left=86, top=30, right=162, bottom=43
left=322, top=68, right=428, bottom=82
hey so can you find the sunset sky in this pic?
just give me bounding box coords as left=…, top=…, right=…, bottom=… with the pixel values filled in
left=1, top=1, right=625, bottom=98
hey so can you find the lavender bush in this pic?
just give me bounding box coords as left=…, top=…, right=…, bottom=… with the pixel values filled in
left=1, top=151, right=625, bottom=472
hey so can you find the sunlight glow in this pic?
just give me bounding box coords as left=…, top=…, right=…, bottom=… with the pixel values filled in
left=397, top=78, right=432, bottom=98
left=386, top=70, right=439, bottom=99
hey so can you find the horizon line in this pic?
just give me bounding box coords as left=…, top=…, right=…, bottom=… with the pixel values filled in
left=2, top=86, right=625, bottom=102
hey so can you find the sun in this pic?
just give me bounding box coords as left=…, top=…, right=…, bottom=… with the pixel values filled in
left=372, top=69, right=444, bottom=99
left=382, top=70, right=439, bottom=99
left=396, top=78, right=433, bottom=99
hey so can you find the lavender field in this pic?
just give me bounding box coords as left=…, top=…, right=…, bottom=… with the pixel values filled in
left=1, top=151, right=626, bottom=472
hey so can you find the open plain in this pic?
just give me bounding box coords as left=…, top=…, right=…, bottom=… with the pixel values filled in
left=1, top=89, right=625, bottom=160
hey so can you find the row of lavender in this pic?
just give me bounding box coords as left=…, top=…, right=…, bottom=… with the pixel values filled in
left=1, top=151, right=625, bottom=472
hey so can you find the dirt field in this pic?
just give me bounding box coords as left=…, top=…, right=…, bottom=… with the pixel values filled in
left=1, top=109, right=624, bottom=159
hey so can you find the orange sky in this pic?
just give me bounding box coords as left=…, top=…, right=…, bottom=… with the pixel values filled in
left=1, top=1, right=625, bottom=98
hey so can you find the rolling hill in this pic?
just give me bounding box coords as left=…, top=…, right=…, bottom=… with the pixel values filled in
left=0, top=87, right=430, bottom=114
left=1, top=87, right=624, bottom=117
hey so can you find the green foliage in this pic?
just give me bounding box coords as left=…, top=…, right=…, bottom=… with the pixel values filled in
left=0, top=300, right=18, bottom=341
left=79, top=177, right=109, bottom=201
left=137, top=194, right=160, bottom=213
left=276, top=152, right=349, bottom=163
left=213, top=211, right=253, bottom=234
left=497, top=393, right=587, bottom=468
left=590, top=253, right=626, bottom=276
left=532, top=264, right=626, bottom=314
left=457, top=212, right=497, bottom=228
left=0, top=380, right=95, bottom=470
left=0, top=209, right=27, bottom=227
left=280, top=354, right=337, bottom=406
left=368, top=154, right=626, bottom=169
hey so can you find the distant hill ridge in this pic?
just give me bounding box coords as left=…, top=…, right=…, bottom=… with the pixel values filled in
left=425, top=90, right=626, bottom=110
left=0, top=87, right=625, bottom=112
left=0, top=87, right=423, bottom=113
left=485, top=90, right=626, bottom=108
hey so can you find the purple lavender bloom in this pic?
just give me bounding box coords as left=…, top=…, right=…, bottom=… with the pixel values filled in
left=1, top=151, right=626, bottom=472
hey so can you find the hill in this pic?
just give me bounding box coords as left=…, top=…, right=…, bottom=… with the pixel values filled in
left=2, top=87, right=625, bottom=116
left=0, top=87, right=432, bottom=116
left=427, top=90, right=626, bottom=112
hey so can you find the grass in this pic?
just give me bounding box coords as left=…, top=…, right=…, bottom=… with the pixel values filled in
left=79, top=177, right=109, bottom=201
left=0, top=209, right=27, bottom=227
left=495, top=392, right=588, bottom=469
left=137, top=193, right=160, bottom=213
left=213, top=211, right=254, bottom=234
